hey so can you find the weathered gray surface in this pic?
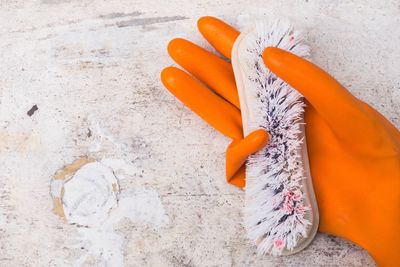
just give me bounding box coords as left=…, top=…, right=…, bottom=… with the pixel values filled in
left=1, top=0, right=399, bottom=266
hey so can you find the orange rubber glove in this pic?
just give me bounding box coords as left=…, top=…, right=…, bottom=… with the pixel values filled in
left=161, top=18, right=269, bottom=188
left=161, top=17, right=400, bottom=266
left=264, top=47, right=400, bottom=266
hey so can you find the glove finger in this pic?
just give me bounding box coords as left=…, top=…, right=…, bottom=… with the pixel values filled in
left=197, top=16, right=239, bottom=60
left=228, top=165, right=246, bottom=188
left=263, top=47, right=373, bottom=144
left=168, top=38, right=240, bottom=108
left=161, top=66, right=243, bottom=139
left=226, top=129, right=269, bottom=187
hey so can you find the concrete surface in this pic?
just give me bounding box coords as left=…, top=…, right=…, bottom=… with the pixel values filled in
left=1, top=0, right=399, bottom=266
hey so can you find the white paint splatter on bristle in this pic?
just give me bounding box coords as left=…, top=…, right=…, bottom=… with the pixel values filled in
left=234, top=20, right=315, bottom=256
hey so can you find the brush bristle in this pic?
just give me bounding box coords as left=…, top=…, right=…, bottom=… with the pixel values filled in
left=238, top=20, right=312, bottom=256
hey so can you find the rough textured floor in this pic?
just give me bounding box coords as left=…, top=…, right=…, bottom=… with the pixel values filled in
left=1, top=0, right=399, bottom=266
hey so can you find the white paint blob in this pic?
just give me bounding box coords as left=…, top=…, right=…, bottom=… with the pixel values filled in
left=62, top=162, right=119, bottom=227
left=51, top=159, right=168, bottom=266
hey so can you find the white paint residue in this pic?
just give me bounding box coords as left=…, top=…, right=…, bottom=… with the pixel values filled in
left=101, top=158, right=138, bottom=180
left=62, top=162, right=119, bottom=227
left=109, top=190, right=169, bottom=228
left=74, top=227, right=125, bottom=267
left=50, top=179, right=64, bottom=198
left=0, top=209, right=6, bottom=228
left=72, top=190, right=167, bottom=267
left=88, top=122, right=120, bottom=152
left=51, top=159, right=168, bottom=266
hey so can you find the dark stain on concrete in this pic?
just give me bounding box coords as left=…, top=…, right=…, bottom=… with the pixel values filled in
left=27, top=105, right=39, bottom=116
left=110, top=16, right=189, bottom=28
left=98, top=11, right=142, bottom=19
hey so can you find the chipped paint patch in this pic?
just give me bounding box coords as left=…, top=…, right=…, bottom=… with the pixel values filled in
left=51, top=157, right=94, bottom=218
left=0, top=132, right=41, bottom=153
left=53, top=157, right=94, bottom=180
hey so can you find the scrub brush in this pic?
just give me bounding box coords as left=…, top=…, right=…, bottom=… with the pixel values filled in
left=231, top=20, right=319, bottom=256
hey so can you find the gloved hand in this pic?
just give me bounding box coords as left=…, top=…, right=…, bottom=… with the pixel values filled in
left=161, top=17, right=269, bottom=188
left=161, top=16, right=400, bottom=266
left=263, top=47, right=400, bottom=266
